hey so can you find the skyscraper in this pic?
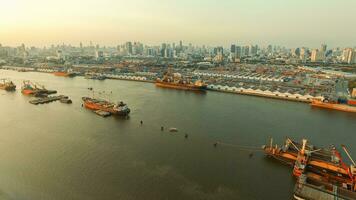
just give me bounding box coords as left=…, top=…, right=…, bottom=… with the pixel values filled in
left=125, top=42, right=133, bottom=55
left=344, top=48, right=356, bottom=64
left=230, top=44, right=236, bottom=53
left=311, top=49, right=324, bottom=62
left=236, top=46, right=242, bottom=58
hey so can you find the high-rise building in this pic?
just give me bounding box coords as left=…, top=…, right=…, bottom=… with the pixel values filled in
left=95, top=50, right=104, bottom=60
left=230, top=44, right=236, bottom=53
left=347, top=49, right=356, bottom=64
left=267, top=45, right=273, bottom=53
left=321, top=44, right=327, bottom=52
left=236, top=46, right=242, bottom=58
left=311, top=49, right=324, bottom=62
left=57, top=50, right=64, bottom=59
left=299, top=48, right=307, bottom=61
left=125, top=42, right=133, bottom=55
left=213, top=47, right=223, bottom=55
left=243, top=46, right=249, bottom=57
left=341, top=48, right=356, bottom=64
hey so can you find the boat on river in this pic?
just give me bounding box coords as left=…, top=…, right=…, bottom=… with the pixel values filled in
left=155, top=72, right=207, bottom=91
left=82, top=97, right=130, bottom=116
left=0, top=79, right=16, bottom=91
left=263, top=138, right=356, bottom=199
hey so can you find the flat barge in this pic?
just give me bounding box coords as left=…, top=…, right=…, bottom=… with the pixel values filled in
left=29, top=95, right=70, bottom=105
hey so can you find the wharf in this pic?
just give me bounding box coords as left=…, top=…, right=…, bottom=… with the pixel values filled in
left=106, top=76, right=154, bottom=83
left=207, top=88, right=312, bottom=103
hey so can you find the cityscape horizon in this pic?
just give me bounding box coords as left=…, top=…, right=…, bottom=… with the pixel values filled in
left=1, top=1, right=356, bottom=200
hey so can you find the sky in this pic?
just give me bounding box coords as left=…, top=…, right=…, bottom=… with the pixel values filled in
left=0, top=0, right=355, bottom=48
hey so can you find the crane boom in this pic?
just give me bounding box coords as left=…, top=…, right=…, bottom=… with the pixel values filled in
left=342, top=145, right=356, bottom=166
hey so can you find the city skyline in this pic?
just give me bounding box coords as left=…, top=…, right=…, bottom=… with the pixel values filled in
left=1, top=0, right=356, bottom=48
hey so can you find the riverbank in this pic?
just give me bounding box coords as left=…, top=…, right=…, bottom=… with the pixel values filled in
left=1, top=67, right=321, bottom=104
left=207, top=86, right=317, bottom=103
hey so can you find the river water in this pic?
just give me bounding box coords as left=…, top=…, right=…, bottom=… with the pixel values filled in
left=0, top=69, right=355, bottom=200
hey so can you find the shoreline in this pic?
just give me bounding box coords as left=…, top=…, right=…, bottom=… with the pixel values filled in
left=1, top=68, right=315, bottom=103
left=207, top=88, right=312, bottom=103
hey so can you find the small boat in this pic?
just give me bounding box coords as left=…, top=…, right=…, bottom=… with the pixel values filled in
left=0, top=79, right=16, bottom=91
left=169, top=128, right=178, bottom=132
left=60, top=98, right=72, bottom=104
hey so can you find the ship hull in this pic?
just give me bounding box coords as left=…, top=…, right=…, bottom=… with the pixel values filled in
left=21, top=89, right=35, bottom=95
left=0, top=85, right=16, bottom=91
left=83, top=101, right=130, bottom=116
left=155, top=82, right=207, bottom=91
left=54, top=72, right=76, bottom=77
left=311, top=101, right=356, bottom=113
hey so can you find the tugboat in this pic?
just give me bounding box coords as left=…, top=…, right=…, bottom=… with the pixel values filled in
left=0, top=79, right=16, bottom=91
left=82, top=97, right=130, bottom=116
left=155, top=72, right=207, bottom=91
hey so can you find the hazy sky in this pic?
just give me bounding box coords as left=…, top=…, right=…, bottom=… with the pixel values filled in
left=0, top=0, right=355, bottom=47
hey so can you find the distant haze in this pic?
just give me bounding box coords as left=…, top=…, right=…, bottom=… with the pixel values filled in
left=1, top=0, right=355, bottom=48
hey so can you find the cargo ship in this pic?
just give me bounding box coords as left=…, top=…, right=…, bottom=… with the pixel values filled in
left=155, top=72, right=207, bottom=91
left=21, top=81, right=57, bottom=96
left=0, top=79, right=16, bottom=91
left=54, top=69, right=76, bottom=77
left=263, top=138, right=356, bottom=199
left=82, top=97, right=130, bottom=116
left=311, top=99, right=356, bottom=113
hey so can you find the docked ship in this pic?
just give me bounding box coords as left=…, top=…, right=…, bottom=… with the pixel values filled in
left=155, top=72, right=207, bottom=91
left=311, top=98, right=356, bottom=113
left=263, top=138, right=356, bottom=200
left=0, top=79, right=16, bottom=91
left=82, top=97, right=130, bottom=116
left=21, top=81, right=57, bottom=96
left=54, top=69, right=76, bottom=77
